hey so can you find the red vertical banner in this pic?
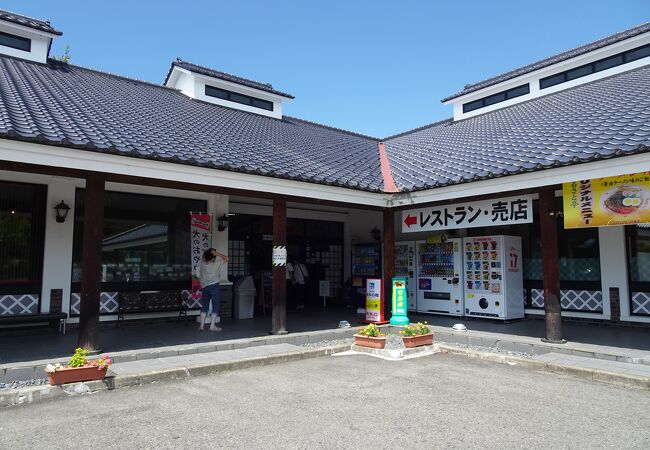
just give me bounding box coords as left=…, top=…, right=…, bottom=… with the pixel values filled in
left=190, top=213, right=212, bottom=301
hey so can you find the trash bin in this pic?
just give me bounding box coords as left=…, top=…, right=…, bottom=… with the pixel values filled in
left=233, top=275, right=257, bottom=319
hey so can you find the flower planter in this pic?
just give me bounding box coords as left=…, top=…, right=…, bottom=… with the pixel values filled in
left=402, top=333, right=434, bottom=348
left=354, top=334, right=387, bottom=349
left=47, top=365, right=108, bottom=385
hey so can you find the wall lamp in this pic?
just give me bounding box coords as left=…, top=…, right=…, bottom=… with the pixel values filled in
left=54, top=201, right=71, bottom=223
left=370, top=227, right=381, bottom=242
left=548, top=209, right=564, bottom=218
left=217, top=214, right=230, bottom=232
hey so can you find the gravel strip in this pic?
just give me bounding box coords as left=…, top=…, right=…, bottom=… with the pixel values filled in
left=302, top=338, right=354, bottom=349
left=435, top=340, right=533, bottom=358
left=0, top=379, right=49, bottom=391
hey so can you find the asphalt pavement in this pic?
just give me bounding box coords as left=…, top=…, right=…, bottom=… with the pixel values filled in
left=1, top=353, right=649, bottom=449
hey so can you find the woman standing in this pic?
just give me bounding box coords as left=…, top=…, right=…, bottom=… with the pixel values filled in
left=198, top=248, right=229, bottom=331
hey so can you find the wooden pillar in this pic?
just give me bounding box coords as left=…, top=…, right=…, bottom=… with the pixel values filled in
left=383, top=209, right=395, bottom=319
left=271, top=198, right=287, bottom=334
left=78, top=174, right=105, bottom=351
left=539, top=186, right=565, bottom=343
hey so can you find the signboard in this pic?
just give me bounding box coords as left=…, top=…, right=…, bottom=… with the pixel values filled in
left=563, top=172, right=650, bottom=228
left=319, top=280, right=330, bottom=297
left=402, top=195, right=534, bottom=233
left=389, top=277, right=410, bottom=325
left=365, top=278, right=383, bottom=323
left=190, top=213, right=212, bottom=301
left=272, top=246, right=287, bottom=267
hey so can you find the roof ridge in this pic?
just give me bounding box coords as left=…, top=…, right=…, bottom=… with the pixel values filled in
left=442, top=21, right=650, bottom=102
left=283, top=115, right=380, bottom=141
left=41, top=58, right=183, bottom=93
left=383, top=118, right=454, bottom=141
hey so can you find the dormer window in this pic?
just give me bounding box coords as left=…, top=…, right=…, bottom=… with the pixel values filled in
left=0, top=30, right=30, bottom=52
left=539, top=43, right=650, bottom=89
left=462, top=84, right=530, bottom=113
left=205, top=85, right=274, bottom=111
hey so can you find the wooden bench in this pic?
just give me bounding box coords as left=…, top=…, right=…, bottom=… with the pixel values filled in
left=0, top=312, right=68, bottom=334
left=117, top=290, right=187, bottom=327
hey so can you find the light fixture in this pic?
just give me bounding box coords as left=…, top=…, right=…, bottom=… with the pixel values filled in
left=548, top=209, right=564, bottom=218
left=370, top=227, right=381, bottom=241
left=217, top=214, right=230, bottom=232
left=54, top=201, right=71, bottom=223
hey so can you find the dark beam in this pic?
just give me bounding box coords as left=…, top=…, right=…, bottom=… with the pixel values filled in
left=272, top=198, right=287, bottom=334
left=383, top=209, right=395, bottom=319
left=539, top=186, right=564, bottom=343
left=78, top=174, right=106, bottom=351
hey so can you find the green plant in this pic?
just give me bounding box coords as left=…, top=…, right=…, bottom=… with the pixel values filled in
left=68, top=347, right=89, bottom=367
left=357, top=323, right=384, bottom=337
left=400, top=322, right=431, bottom=337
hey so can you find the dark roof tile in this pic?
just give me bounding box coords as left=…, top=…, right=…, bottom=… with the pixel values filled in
left=0, top=8, right=62, bottom=35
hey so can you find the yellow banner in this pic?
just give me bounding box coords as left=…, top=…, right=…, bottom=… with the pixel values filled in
left=563, top=172, right=650, bottom=228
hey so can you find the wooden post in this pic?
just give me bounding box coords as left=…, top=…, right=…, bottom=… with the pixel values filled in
left=539, top=186, right=565, bottom=343
left=383, top=209, right=395, bottom=319
left=272, top=198, right=287, bottom=334
left=78, top=174, right=105, bottom=351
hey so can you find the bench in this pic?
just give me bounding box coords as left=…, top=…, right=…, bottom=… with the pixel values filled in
left=0, top=313, right=68, bottom=334
left=117, top=290, right=187, bottom=327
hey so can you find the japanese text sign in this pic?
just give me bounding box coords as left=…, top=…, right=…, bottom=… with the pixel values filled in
left=401, top=195, right=534, bottom=233
left=190, top=213, right=212, bottom=301
left=563, top=172, right=650, bottom=228
left=365, top=278, right=383, bottom=323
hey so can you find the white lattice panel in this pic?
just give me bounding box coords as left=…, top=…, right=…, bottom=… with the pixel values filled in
left=529, top=289, right=603, bottom=312
left=70, top=292, right=119, bottom=315
left=182, top=290, right=201, bottom=309
left=0, top=294, right=39, bottom=315
left=632, top=292, right=650, bottom=315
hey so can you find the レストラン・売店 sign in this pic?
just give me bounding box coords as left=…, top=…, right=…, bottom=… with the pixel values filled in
left=401, top=195, right=534, bottom=233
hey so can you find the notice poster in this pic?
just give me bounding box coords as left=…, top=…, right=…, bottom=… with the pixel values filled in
left=563, top=172, right=650, bottom=228
left=365, top=278, right=382, bottom=323
left=190, top=213, right=212, bottom=300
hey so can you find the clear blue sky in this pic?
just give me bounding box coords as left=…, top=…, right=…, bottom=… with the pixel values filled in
left=3, top=0, right=648, bottom=137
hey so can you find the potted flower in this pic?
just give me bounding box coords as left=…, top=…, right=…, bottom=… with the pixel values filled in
left=45, top=348, right=112, bottom=385
left=354, top=323, right=387, bottom=349
left=400, top=322, right=433, bottom=348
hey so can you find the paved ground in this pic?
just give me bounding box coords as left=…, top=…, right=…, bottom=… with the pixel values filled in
left=2, top=353, right=649, bottom=449
left=3, top=307, right=650, bottom=364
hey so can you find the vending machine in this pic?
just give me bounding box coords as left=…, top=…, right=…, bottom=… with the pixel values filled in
left=394, top=241, right=416, bottom=311
left=462, top=235, right=524, bottom=320
left=351, top=243, right=382, bottom=308
left=415, top=238, right=464, bottom=316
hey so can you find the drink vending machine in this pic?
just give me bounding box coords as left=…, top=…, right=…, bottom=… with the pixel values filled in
left=351, top=243, right=382, bottom=309
left=462, top=235, right=524, bottom=320
left=394, top=242, right=416, bottom=311
left=415, top=238, right=464, bottom=316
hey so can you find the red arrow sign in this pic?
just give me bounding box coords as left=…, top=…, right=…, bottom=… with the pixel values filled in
left=404, top=214, right=417, bottom=228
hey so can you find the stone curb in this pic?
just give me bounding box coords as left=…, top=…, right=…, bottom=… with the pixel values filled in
left=0, top=344, right=349, bottom=408
left=437, top=344, right=650, bottom=390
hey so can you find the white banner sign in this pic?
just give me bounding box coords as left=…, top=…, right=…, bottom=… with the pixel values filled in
left=272, top=246, right=287, bottom=267
left=190, top=213, right=212, bottom=301
left=402, top=195, right=534, bottom=233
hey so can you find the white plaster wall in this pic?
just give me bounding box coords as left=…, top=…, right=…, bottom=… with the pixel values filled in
left=41, top=178, right=76, bottom=313
left=0, top=21, right=52, bottom=64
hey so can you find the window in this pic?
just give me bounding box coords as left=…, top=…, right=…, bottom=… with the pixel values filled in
left=627, top=225, right=650, bottom=283
left=205, top=85, right=274, bottom=111
left=0, top=181, right=46, bottom=295
left=540, top=43, right=650, bottom=90
left=72, top=191, right=206, bottom=290
left=462, top=84, right=530, bottom=113
left=0, top=30, right=31, bottom=52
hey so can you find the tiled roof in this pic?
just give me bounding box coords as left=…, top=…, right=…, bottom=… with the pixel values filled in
left=165, top=59, right=294, bottom=99
left=385, top=67, right=650, bottom=191
left=442, top=22, right=650, bottom=102
left=0, top=8, right=62, bottom=35
left=0, top=56, right=383, bottom=192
